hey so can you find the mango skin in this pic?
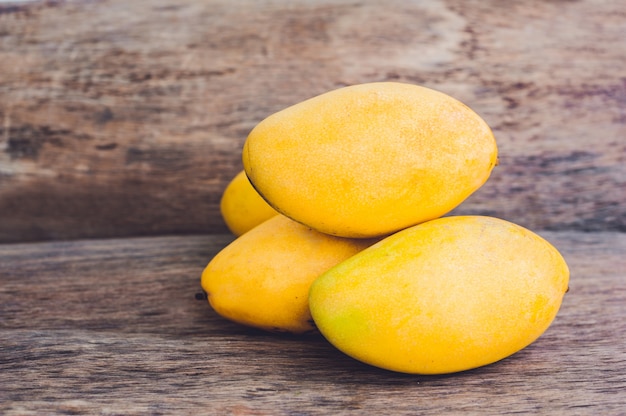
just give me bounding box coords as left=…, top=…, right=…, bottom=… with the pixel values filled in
left=243, top=82, right=498, bottom=238
left=220, top=170, right=278, bottom=236
left=201, top=215, right=377, bottom=334
left=309, top=216, right=570, bottom=374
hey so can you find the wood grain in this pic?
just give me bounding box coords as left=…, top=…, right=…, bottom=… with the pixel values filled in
left=1, top=232, right=625, bottom=414
left=1, top=2, right=624, bottom=413
left=1, top=0, right=625, bottom=242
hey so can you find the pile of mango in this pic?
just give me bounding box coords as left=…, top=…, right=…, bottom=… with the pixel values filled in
left=201, top=82, right=569, bottom=375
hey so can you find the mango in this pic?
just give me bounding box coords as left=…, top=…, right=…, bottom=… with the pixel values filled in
left=201, top=215, right=377, bottom=334
left=220, top=170, right=278, bottom=236
left=243, top=82, right=498, bottom=238
left=308, top=216, right=569, bottom=374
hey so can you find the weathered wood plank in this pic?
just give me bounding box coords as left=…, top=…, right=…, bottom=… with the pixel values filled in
left=1, top=232, right=624, bottom=414
left=1, top=0, right=625, bottom=242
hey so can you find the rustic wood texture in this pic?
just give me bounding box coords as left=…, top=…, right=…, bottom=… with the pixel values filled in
left=1, top=0, right=625, bottom=414
left=1, top=0, right=625, bottom=242
left=1, top=232, right=625, bottom=414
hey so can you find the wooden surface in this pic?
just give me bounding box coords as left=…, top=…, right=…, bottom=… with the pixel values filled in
left=1, top=232, right=625, bottom=415
left=1, top=0, right=625, bottom=242
left=1, top=0, right=626, bottom=414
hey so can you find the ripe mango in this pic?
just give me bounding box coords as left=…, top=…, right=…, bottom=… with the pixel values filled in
left=309, top=216, right=569, bottom=374
left=201, top=215, right=377, bottom=334
left=220, top=170, right=278, bottom=236
left=243, top=82, right=498, bottom=238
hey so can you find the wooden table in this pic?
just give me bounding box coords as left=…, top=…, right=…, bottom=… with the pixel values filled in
left=1, top=0, right=625, bottom=414
left=1, top=232, right=626, bottom=414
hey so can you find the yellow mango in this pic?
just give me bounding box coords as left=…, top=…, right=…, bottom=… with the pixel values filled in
left=220, top=170, right=278, bottom=236
left=201, top=215, right=377, bottom=334
left=243, top=82, right=498, bottom=238
left=309, top=216, right=569, bottom=374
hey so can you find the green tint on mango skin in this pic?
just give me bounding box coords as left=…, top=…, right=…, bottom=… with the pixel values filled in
left=308, top=216, right=570, bottom=374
